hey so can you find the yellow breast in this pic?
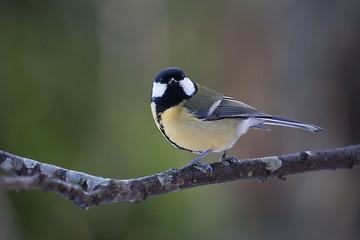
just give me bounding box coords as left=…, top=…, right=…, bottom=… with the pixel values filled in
left=151, top=102, right=241, bottom=153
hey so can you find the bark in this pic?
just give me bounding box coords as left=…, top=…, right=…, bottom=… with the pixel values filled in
left=0, top=145, right=359, bottom=210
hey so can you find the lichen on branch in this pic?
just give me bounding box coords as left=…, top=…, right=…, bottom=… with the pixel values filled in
left=0, top=145, right=359, bottom=210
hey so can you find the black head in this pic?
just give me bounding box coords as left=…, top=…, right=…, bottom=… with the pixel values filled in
left=152, top=68, right=197, bottom=113
left=154, top=68, right=186, bottom=84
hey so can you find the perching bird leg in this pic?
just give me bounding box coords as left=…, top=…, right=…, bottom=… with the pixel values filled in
left=220, top=150, right=239, bottom=162
left=181, top=150, right=214, bottom=175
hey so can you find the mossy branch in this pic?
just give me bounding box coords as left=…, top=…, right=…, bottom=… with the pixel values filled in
left=1, top=145, right=359, bottom=210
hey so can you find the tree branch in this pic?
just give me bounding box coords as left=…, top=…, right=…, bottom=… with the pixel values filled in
left=0, top=145, right=359, bottom=210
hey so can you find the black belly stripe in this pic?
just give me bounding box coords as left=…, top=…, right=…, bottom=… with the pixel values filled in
left=156, top=112, right=200, bottom=153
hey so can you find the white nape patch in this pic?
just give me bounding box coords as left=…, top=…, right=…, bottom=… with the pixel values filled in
left=208, top=99, right=222, bottom=116
left=179, top=77, right=196, bottom=96
left=152, top=82, right=167, bottom=98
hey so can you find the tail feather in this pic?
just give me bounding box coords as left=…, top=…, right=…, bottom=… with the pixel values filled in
left=259, top=116, right=323, bottom=132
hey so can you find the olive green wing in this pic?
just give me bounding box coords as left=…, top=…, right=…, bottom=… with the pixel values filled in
left=183, top=84, right=223, bottom=119
left=183, top=85, right=322, bottom=132
left=206, top=96, right=271, bottom=120
left=183, top=84, right=269, bottom=120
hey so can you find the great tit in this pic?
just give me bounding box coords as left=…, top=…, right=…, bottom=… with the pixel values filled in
left=151, top=67, right=323, bottom=173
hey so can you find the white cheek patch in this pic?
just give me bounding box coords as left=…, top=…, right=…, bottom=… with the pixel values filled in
left=179, top=77, right=196, bottom=96
left=152, top=82, right=167, bottom=98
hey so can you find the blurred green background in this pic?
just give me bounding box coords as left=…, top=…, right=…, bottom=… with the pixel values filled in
left=1, top=1, right=360, bottom=239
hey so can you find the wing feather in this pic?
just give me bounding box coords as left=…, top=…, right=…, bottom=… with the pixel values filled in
left=183, top=85, right=269, bottom=120
left=182, top=85, right=323, bottom=132
left=207, top=97, right=270, bottom=120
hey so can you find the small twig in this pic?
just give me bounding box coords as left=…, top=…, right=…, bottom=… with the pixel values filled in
left=0, top=145, right=359, bottom=210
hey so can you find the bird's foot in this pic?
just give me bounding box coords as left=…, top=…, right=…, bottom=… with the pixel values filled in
left=193, top=162, right=213, bottom=176
left=219, top=150, right=239, bottom=163
left=181, top=161, right=213, bottom=176
left=180, top=150, right=214, bottom=176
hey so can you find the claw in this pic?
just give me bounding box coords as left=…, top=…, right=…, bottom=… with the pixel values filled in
left=193, top=162, right=213, bottom=176
left=219, top=150, right=239, bottom=162
left=180, top=150, right=214, bottom=176
left=220, top=150, right=227, bottom=161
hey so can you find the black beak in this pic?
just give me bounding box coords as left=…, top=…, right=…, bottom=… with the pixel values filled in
left=169, top=78, right=177, bottom=85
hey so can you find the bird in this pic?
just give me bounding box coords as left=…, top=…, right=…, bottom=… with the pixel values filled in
left=150, top=67, right=323, bottom=174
